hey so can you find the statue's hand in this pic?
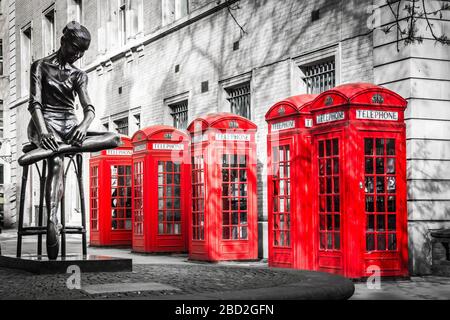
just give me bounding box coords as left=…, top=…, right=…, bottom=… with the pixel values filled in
left=68, top=123, right=88, bottom=147
left=39, top=132, right=59, bottom=152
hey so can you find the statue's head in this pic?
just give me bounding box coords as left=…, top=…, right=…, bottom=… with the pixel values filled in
left=60, top=21, right=91, bottom=64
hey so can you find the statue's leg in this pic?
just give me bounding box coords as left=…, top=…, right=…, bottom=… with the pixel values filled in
left=45, top=155, right=65, bottom=260
left=18, top=132, right=121, bottom=166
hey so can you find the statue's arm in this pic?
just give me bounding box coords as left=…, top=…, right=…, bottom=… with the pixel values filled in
left=68, top=71, right=95, bottom=145
left=28, top=60, right=59, bottom=151
left=76, top=70, right=95, bottom=128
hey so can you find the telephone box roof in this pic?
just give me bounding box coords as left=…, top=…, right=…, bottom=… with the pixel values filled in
left=265, top=94, right=318, bottom=121
left=188, top=112, right=257, bottom=132
left=131, top=125, right=189, bottom=142
left=310, top=83, right=407, bottom=111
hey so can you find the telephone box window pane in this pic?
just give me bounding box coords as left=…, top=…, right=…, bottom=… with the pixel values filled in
left=326, top=140, right=332, bottom=156
left=320, top=215, right=326, bottom=230
left=334, top=215, right=340, bottom=231
left=334, top=177, right=339, bottom=193
left=387, top=139, right=396, bottom=155
left=377, top=215, right=385, bottom=231
left=327, top=196, right=332, bottom=212
left=388, top=234, right=397, bottom=250
left=240, top=227, right=248, bottom=240
left=365, top=158, right=374, bottom=174
left=387, top=158, right=396, bottom=174
left=320, top=233, right=326, bottom=250
left=334, top=196, right=340, bottom=212
left=332, top=139, right=339, bottom=156
left=376, top=158, right=385, bottom=174
left=327, top=233, right=333, bottom=249
left=366, top=234, right=375, bottom=251
left=319, top=160, right=325, bottom=176
left=240, top=213, right=248, bottom=225
left=365, top=139, right=374, bottom=155
left=366, top=196, right=374, bottom=212
left=376, top=139, right=385, bottom=155
left=327, top=214, right=333, bottom=231
left=326, top=159, right=332, bottom=175
left=319, top=141, right=324, bottom=157
left=326, top=177, right=332, bottom=193
left=388, top=215, right=396, bottom=231
left=319, top=178, right=325, bottom=194
left=388, top=196, right=396, bottom=212
left=223, top=227, right=230, bottom=240
left=319, top=196, right=326, bottom=212
left=367, top=215, right=375, bottom=231
left=377, top=196, right=385, bottom=212
left=365, top=177, right=374, bottom=193
left=333, top=158, right=339, bottom=174
left=334, top=233, right=340, bottom=250
left=377, top=234, right=386, bottom=251
left=387, top=177, right=396, bottom=193
left=239, top=155, right=247, bottom=167
left=376, top=177, right=385, bottom=193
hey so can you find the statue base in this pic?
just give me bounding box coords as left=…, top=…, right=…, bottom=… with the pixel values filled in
left=0, top=254, right=132, bottom=274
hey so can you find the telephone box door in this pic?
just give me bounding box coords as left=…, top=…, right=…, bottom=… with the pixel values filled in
left=361, top=133, right=407, bottom=276
left=153, top=156, right=187, bottom=250
left=315, top=132, right=344, bottom=274
left=219, top=149, right=255, bottom=259
left=269, top=138, right=294, bottom=268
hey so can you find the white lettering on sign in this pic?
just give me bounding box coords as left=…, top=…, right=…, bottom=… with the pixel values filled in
left=316, top=111, right=345, bottom=124
left=305, top=119, right=313, bottom=128
left=153, top=144, right=185, bottom=151
left=215, top=134, right=251, bottom=142
left=356, top=110, right=399, bottom=121
left=271, top=120, right=295, bottom=131
left=106, top=150, right=133, bottom=156
left=133, top=144, right=147, bottom=152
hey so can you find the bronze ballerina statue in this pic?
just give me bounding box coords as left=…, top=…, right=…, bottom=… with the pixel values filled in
left=19, top=22, right=121, bottom=260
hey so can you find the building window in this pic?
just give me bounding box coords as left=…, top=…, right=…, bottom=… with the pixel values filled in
left=21, top=25, right=32, bottom=97
left=98, top=0, right=143, bottom=52
left=43, top=7, right=56, bottom=57
left=114, top=117, right=129, bottom=136
left=133, top=114, right=141, bottom=130
left=169, top=100, right=188, bottom=130
left=162, top=0, right=189, bottom=26
left=300, top=58, right=335, bottom=94
left=226, top=82, right=251, bottom=120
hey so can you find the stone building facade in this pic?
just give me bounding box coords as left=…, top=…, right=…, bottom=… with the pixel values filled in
left=5, top=0, right=450, bottom=275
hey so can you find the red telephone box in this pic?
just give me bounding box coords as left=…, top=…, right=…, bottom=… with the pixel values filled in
left=89, top=136, right=133, bottom=247
left=265, top=94, right=318, bottom=270
left=308, top=83, right=408, bottom=278
left=187, top=113, right=258, bottom=262
left=131, top=126, right=190, bottom=253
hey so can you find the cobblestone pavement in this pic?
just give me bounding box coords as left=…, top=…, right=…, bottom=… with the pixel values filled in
left=1, top=229, right=449, bottom=300
left=351, top=277, right=450, bottom=300
left=0, top=264, right=312, bottom=300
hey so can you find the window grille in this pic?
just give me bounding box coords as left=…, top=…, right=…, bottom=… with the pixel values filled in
left=114, top=118, right=129, bottom=136
left=170, top=100, right=188, bottom=130
left=301, top=58, right=335, bottom=94
left=227, top=83, right=251, bottom=120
